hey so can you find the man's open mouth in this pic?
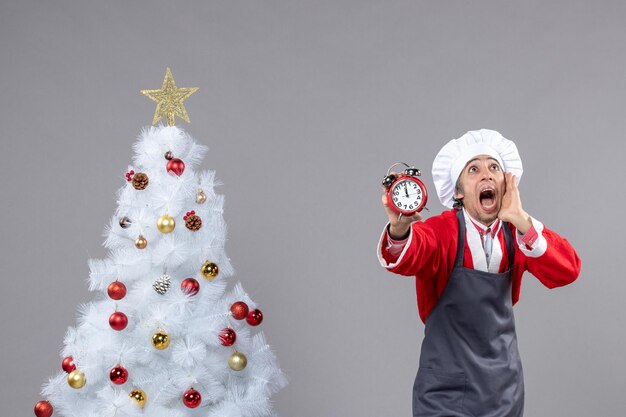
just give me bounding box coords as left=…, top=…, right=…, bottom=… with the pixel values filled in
left=479, top=188, right=497, bottom=211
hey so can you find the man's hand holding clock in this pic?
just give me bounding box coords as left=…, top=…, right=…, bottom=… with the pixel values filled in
left=381, top=191, right=422, bottom=240
left=381, top=164, right=428, bottom=240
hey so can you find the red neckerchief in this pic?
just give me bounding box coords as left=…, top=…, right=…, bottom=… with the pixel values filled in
left=466, top=213, right=500, bottom=239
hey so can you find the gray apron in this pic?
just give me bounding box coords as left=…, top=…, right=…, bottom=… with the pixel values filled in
left=413, top=210, right=524, bottom=417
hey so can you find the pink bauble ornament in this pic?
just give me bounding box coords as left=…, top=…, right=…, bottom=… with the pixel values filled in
left=109, top=311, right=128, bottom=331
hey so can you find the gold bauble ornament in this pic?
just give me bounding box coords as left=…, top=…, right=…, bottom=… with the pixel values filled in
left=152, top=329, right=170, bottom=350
left=196, top=189, right=207, bottom=204
left=67, top=370, right=86, bottom=389
left=157, top=214, right=176, bottom=233
left=135, top=235, right=148, bottom=249
left=228, top=351, right=247, bottom=371
left=129, top=389, right=147, bottom=408
left=201, top=261, right=219, bottom=281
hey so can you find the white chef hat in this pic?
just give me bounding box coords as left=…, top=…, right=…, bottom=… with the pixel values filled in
left=432, top=129, right=523, bottom=208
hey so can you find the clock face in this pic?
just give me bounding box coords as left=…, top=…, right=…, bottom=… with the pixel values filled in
left=390, top=178, right=424, bottom=213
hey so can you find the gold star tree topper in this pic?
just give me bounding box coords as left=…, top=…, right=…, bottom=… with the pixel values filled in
left=141, top=68, right=199, bottom=126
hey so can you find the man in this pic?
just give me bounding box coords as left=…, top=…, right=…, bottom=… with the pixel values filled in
left=377, top=129, right=580, bottom=417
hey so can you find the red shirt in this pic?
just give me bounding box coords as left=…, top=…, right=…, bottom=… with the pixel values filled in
left=377, top=209, right=581, bottom=323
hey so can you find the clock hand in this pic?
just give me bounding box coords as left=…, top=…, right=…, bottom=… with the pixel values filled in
left=404, top=184, right=409, bottom=198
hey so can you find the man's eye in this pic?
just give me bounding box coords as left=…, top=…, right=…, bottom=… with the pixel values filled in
left=468, top=167, right=477, bottom=173
left=490, top=164, right=500, bottom=171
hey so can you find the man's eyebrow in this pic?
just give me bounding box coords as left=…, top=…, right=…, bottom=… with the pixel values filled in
left=487, top=157, right=500, bottom=165
left=465, top=158, right=479, bottom=166
left=464, top=157, right=501, bottom=169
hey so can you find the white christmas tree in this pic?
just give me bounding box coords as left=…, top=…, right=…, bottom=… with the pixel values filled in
left=34, top=69, right=286, bottom=417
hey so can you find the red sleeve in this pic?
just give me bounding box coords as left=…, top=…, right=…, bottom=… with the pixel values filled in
left=511, top=225, right=581, bottom=306
left=523, top=226, right=581, bottom=289
left=385, top=223, right=442, bottom=277
left=377, top=210, right=459, bottom=322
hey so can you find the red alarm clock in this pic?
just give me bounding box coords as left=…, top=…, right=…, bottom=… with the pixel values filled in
left=382, top=163, right=428, bottom=215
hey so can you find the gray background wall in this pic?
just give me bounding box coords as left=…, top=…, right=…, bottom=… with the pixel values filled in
left=1, top=1, right=624, bottom=416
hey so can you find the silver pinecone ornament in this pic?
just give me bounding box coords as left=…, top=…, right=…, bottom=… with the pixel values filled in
left=153, top=274, right=171, bottom=295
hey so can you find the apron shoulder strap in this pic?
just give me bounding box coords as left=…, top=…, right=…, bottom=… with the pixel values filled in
left=454, top=210, right=466, bottom=268
left=502, top=221, right=516, bottom=267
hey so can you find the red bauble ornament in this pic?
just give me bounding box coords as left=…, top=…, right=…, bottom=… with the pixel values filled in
left=109, top=311, right=128, bottom=331
left=166, top=158, right=185, bottom=176
left=107, top=281, right=126, bottom=300
left=34, top=400, right=53, bottom=417
left=219, top=327, right=237, bottom=346
left=109, top=365, right=128, bottom=385
left=246, top=309, right=263, bottom=326
left=230, top=301, right=249, bottom=320
left=182, top=388, right=202, bottom=408
left=180, top=278, right=200, bottom=296
left=61, top=356, right=76, bottom=373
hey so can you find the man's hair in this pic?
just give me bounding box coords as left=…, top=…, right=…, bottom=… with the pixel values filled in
left=452, top=176, right=463, bottom=209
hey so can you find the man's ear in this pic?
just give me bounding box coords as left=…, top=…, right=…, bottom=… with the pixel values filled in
left=454, top=190, right=464, bottom=200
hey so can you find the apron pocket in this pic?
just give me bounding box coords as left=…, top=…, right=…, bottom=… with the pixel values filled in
left=413, top=368, right=467, bottom=416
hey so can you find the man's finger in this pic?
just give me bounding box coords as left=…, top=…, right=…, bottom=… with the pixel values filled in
left=504, top=172, right=514, bottom=193
left=410, top=212, right=422, bottom=222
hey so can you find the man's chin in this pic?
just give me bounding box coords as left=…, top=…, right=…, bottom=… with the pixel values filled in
left=476, top=208, right=500, bottom=226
